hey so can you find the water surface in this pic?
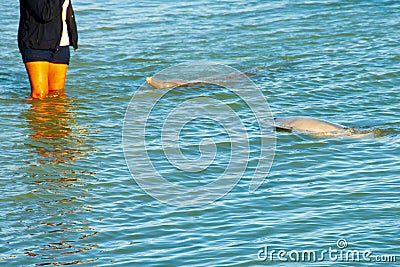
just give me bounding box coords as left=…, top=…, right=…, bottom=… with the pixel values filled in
left=0, top=0, right=399, bottom=266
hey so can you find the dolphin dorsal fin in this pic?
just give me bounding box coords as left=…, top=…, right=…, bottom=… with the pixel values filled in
left=275, top=125, right=293, bottom=132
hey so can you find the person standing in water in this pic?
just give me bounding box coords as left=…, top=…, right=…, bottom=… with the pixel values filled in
left=18, top=0, right=78, bottom=99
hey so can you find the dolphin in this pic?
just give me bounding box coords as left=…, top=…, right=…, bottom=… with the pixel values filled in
left=146, top=77, right=194, bottom=89
left=274, top=116, right=349, bottom=134
left=146, top=75, right=241, bottom=89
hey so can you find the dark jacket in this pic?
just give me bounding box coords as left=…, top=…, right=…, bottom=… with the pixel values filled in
left=18, top=0, right=78, bottom=52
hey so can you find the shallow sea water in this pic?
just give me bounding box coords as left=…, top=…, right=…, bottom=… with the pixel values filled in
left=0, top=0, right=399, bottom=266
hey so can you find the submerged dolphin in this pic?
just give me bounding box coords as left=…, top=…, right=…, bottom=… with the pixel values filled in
left=146, top=75, right=240, bottom=89
left=146, top=77, right=190, bottom=89
left=274, top=116, right=349, bottom=134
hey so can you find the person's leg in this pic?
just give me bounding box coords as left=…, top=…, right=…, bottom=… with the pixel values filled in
left=25, top=61, right=50, bottom=99
left=48, top=46, right=70, bottom=93
left=48, top=63, right=68, bottom=92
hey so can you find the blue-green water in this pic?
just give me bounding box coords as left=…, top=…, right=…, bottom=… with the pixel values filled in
left=1, top=0, right=399, bottom=266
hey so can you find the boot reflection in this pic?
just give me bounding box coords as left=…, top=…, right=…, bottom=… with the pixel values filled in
left=25, top=93, right=82, bottom=166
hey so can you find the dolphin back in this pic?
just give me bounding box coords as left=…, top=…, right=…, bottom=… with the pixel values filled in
left=274, top=116, right=347, bottom=133
left=146, top=77, right=189, bottom=89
